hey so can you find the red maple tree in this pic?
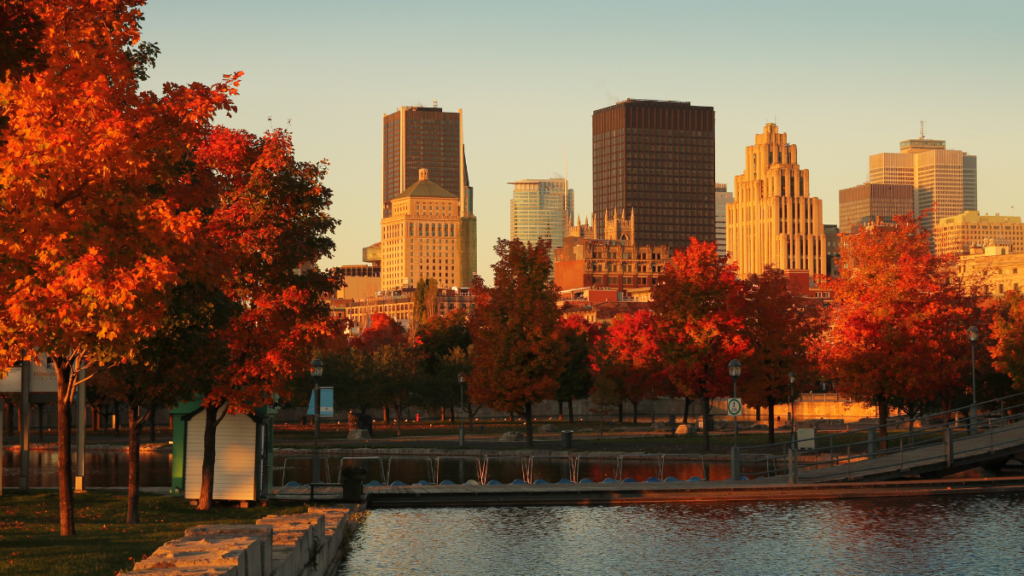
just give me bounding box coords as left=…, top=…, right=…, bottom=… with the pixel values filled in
left=0, top=0, right=240, bottom=534
left=652, top=238, right=749, bottom=450
left=468, top=239, right=567, bottom=447
left=602, top=310, right=674, bottom=423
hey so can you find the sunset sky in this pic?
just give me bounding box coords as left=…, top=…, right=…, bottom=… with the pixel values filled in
left=139, top=0, right=1024, bottom=282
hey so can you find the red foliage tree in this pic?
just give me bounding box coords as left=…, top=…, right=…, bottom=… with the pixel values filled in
left=0, top=0, right=239, bottom=534
left=990, top=290, right=1024, bottom=388
left=603, top=310, right=674, bottom=423
left=652, top=238, right=749, bottom=450
left=468, top=239, right=567, bottom=447
left=811, top=216, right=986, bottom=445
left=555, top=315, right=595, bottom=422
left=740, top=266, right=821, bottom=443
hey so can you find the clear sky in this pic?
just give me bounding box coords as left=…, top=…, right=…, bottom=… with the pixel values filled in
left=139, top=0, right=1024, bottom=283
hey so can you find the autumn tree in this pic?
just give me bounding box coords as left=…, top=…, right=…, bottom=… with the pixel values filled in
left=0, top=0, right=241, bottom=534
left=740, top=266, right=820, bottom=443
left=469, top=239, right=567, bottom=447
left=555, top=315, right=594, bottom=422
left=191, top=126, right=343, bottom=510
left=415, top=310, right=471, bottom=419
left=990, top=290, right=1024, bottom=387
left=603, top=311, right=674, bottom=423
left=93, top=283, right=234, bottom=523
left=811, top=216, right=985, bottom=446
left=652, top=239, right=749, bottom=451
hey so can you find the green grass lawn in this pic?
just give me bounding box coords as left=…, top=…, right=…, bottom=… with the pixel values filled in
left=0, top=491, right=306, bottom=576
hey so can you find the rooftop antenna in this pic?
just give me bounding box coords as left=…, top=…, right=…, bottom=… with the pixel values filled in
left=920, top=120, right=925, bottom=139
left=433, top=99, right=438, bottom=108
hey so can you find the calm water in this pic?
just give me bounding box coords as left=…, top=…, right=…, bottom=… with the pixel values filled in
left=1, top=449, right=172, bottom=488
left=340, top=496, right=1024, bottom=576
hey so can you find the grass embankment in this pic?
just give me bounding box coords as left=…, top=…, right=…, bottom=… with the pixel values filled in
left=0, top=491, right=305, bottom=576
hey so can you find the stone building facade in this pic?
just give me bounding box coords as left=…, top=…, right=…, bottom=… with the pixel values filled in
left=726, top=123, right=826, bottom=279
left=553, top=210, right=671, bottom=291
left=934, top=211, right=1024, bottom=256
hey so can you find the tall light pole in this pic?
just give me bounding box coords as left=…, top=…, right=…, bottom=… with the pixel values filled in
left=788, top=372, right=797, bottom=453
left=310, top=358, right=324, bottom=484
left=728, top=359, right=742, bottom=481
left=968, top=326, right=979, bottom=435
left=458, top=372, right=467, bottom=448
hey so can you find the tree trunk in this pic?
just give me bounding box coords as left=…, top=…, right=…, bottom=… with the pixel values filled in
left=113, top=401, right=121, bottom=437
left=4, top=399, right=12, bottom=435
left=197, top=404, right=221, bottom=511
left=877, top=398, right=889, bottom=451
left=631, top=400, right=638, bottom=423
left=683, top=398, right=691, bottom=424
left=567, top=399, right=574, bottom=423
left=53, top=356, right=76, bottom=536
left=618, top=403, right=623, bottom=423
left=394, top=405, right=402, bottom=436
left=525, top=402, right=534, bottom=448
left=383, top=406, right=390, bottom=423
left=702, top=397, right=711, bottom=452
left=149, top=404, right=157, bottom=443
left=756, top=406, right=761, bottom=422
left=768, top=402, right=776, bottom=445
left=127, top=403, right=142, bottom=525
left=558, top=401, right=563, bottom=421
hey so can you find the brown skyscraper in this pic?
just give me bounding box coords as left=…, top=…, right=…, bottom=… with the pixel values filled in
left=838, top=183, right=914, bottom=234
left=383, top=105, right=463, bottom=218
left=592, top=99, right=716, bottom=250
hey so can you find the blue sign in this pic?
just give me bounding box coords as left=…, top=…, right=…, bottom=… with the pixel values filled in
left=307, top=387, right=334, bottom=417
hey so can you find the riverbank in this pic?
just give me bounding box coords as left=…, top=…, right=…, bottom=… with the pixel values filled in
left=0, top=491, right=306, bottom=576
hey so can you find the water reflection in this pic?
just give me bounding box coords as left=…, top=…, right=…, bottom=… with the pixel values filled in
left=1, top=449, right=172, bottom=487
left=340, top=495, right=1024, bottom=576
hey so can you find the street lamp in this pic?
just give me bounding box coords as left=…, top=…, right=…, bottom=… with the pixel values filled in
left=728, top=359, right=742, bottom=480
left=788, top=372, right=797, bottom=452
left=968, top=326, right=979, bottom=434
left=458, top=372, right=467, bottom=448
left=310, top=358, right=324, bottom=484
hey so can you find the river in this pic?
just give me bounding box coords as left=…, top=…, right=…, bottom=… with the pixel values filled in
left=338, top=495, right=1024, bottom=575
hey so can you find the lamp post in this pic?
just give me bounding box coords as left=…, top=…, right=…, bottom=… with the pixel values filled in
left=788, top=372, right=797, bottom=452
left=310, top=358, right=324, bottom=484
left=728, top=359, right=742, bottom=481
left=968, top=326, right=979, bottom=435
left=458, top=372, right=467, bottom=448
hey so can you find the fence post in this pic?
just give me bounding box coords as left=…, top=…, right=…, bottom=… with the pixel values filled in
left=867, top=428, right=876, bottom=459
left=731, top=446, right=740, bottom=481
left=945, top=427, right=954, bottom=468
left=788, top=449, right=798, bottom=485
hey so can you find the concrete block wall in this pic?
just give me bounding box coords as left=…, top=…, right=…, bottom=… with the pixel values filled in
left=128, top=507, right=355, bottom=576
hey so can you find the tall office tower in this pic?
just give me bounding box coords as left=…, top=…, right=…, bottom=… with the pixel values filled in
left=509, top=178, right=574, bottom=260
left=824, top=224, right=841, bottom=278
left=380, top=169, right=465, bottom=291
left=714, top=183, right=733, bottom=257
left=838, top=183, right=914, bottom=234
left=727, top=124, right=826, bottom=279
left=868, top=135, right=977, bottom=235
left=592, top=99, right=716, bottom=251
left=383, top=105, right=463, bottom=218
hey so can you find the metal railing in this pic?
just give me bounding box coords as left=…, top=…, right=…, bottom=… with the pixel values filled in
left=738, top=391, right=1024, bottom=483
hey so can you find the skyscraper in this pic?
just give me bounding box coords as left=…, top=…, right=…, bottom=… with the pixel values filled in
left=838, top=183, right=914, bottom=234
left=592, top=99, right=716, bottom=251
left=382, top=104, right=476, bottom=283
left=868, top=135, right=977, bottom=235
left=383, top=105, right=463, bottom=218
left=714, top=182, right=732, bottom=257
left=509, top=178, right=573, bottom=260
left=726, top=124, right=826, bottom=279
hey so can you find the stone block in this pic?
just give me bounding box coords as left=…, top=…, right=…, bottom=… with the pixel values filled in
left=347, top=429, right=371, bottom=440
left=257, top=514, right=326, bottom=576
left=499, top=432, right=524, bottom=442
left=651, top=422, right=669, bottom=431
left=135, top=535, right=258, bottom=576
left=307, top=507, right=350, bottom=554
left=184, top=525, right=273, bottom=576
